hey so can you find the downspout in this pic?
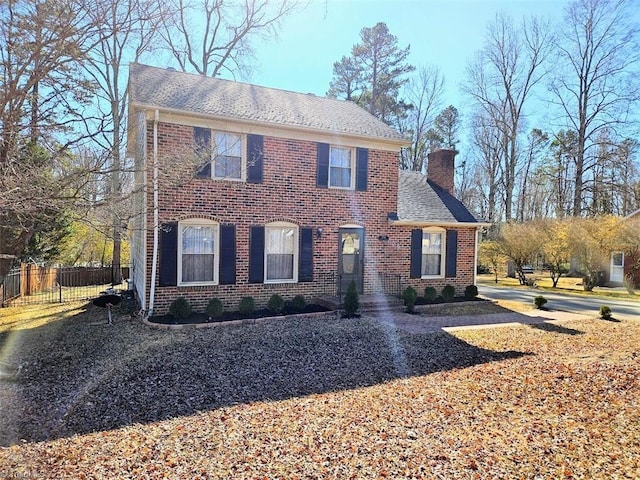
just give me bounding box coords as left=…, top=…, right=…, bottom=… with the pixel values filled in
left=474, top=227, right=480, bottom=285
left=148, top=109, right=160, bottom=317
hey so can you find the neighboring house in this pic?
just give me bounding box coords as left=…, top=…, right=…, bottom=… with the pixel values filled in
left=127, top=63, right=485, bottom=316
left=609, top=208, right=640, bottom=287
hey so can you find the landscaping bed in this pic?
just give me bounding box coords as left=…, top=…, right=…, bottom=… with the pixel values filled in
left=149, top=303, right=331, bottom=325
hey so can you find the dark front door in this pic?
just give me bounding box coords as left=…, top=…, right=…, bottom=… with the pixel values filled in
left=339, top=228, right=364, bottom=294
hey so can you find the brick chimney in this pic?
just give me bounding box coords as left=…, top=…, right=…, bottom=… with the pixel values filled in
left=427, top=148, right=456, bottom=194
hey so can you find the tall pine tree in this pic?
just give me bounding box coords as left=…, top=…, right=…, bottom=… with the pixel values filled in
left=327, top=22, right=414, bottom=126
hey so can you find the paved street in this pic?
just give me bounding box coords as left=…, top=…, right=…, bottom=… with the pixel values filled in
left=479, top=284, right=640, bottom=321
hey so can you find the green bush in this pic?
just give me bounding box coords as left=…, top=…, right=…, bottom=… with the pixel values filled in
left=534, top=295, right=548, bottom=309
left=205, top=298, right=223, bottom=319
left=169, top=297, right=191, bottom=320
left=343, top=281, right=359, bottom=317
left=424, top=286, right=437, bottom=303
left=441, top=284, right=455, bottom=302
left=239, top=296, right=255, bottom=315
left=464, top=285, right=478, bottom=300
left=291, top=294, right=307, bottom=312
left=267, top=294, right=285, bottom=314
left=599, top=305, right=612, bottom=320
left=402, top=286, right=418, bottom=313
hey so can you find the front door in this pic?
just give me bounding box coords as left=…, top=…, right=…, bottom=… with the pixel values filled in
left=610, top=251, right=624, bottom=284
left=339, top=228, right=364, bottom=294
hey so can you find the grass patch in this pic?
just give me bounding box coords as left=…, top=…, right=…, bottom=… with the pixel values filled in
left=477, top=274, right=640, bottom=302
left=419, top=300, right=532, bottom=316
left=0, top=302, right=88, bottom=332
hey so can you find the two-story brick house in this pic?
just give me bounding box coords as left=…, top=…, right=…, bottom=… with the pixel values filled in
left=127, top=63, right=484, bottom=316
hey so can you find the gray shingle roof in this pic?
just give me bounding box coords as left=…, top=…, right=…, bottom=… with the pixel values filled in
left=128, top=63, right=406, bottom=143
left=396, top=170, right=479, bottom=224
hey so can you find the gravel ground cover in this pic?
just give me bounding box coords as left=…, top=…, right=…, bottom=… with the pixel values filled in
left=1, top=302, right=639, bottom=479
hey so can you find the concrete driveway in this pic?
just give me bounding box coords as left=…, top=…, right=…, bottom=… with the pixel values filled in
left=479, top=284, right=640, bottom=321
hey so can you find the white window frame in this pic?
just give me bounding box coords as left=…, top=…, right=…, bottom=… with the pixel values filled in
left=211, top=131, right=245, bottom=181
left=177, top=219, right=219, bottom=286
left=421, top=227, right=446, bottom=279
left=264, top=221, right=299, bottom=284
left=329, top=145, right=355, bottom=189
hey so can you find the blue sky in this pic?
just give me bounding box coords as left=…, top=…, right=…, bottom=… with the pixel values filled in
left=247, top=0, right=569, bottom=109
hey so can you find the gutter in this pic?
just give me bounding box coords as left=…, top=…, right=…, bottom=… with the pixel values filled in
left=388, top=219, right=492, bottom=228
left=148, top=109, right=160, bottom=317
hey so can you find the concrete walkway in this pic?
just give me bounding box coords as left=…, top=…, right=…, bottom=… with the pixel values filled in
left=374, top=309, right=593, bottom=334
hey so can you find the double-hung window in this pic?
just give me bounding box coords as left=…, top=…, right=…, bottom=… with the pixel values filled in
left=213, top=132, right=243, bottom=179
left=265, top=222, right=298, bottom=282
left=421, top=228, right=445, bottom=277
left=329, top=146, right=353, bottom=188
left=178, top=220, right=218, bottom=285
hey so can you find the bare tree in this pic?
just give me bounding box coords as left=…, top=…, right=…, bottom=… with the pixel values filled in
left=549, top=0, right=640, bottom=217
left=516, top=128, right=549, bottom=221
left=469, top=111, right=504, bottom=223
left=0, top=0, right=104, bottom=279
left=464, top=13, right=553, bottom=221
left=83, top=0, right=161, bottom=282
left=397, top=66, right=444, bottom=172
left=158, top=0, right=297, bottom=78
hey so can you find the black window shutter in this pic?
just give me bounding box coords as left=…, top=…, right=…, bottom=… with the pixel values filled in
left=247, top=134, right=264, bottom=183
left=445, top=229, right=458, bottom=278
left=219, top=224, right=236, bottom=284
left=249, top=226, right=265, bottom=283
left=194, top=127, right=211, bottom=178
left=299, top=227, right=313, bottom=282
left=410, top=229, right=423, bottom=279
left=316, top=142, right=329, bottom=188
left=356, top=147, right=368, bottom=191
left=159, top=222, right=178, bottom=286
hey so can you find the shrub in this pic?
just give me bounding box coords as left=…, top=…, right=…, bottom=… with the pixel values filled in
left=169, top=297, right=191, bottom=320
left=402, top=286, right=418, bottom=313
left=205, top=298, right=223, bottom=319
left=441, top=284, right=455, bottom=302
left=424, top=286, right=437, bottom=303
left=267, top=294, right=285, bottom=314
left=239, top=296, right=255, bottom=315
left=534, top=295, right=548, bottom=309
left=464, top=285, right=478, bottom=300
left=599, top=305, right=612, bottom=320
left=291, top=294, right=307, bottom=312
left=343, top=281, right=359, bottom=318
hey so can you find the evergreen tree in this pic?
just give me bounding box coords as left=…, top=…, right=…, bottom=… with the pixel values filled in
left=327, top=22, right=414, bottom=126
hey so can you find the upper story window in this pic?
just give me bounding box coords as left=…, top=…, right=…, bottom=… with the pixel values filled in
left=421, top=228, right=445, bottom=278
left=329, top=146, right=354, bottom=188
left=265, top=222, right=298, bottom=283
left=317, top=143, right=368, bottom=191
left=213, top=132, right=242, bottom=179
left=178, top=219, right=219, bottom=285
left=194, top=127, right=246, bottom=181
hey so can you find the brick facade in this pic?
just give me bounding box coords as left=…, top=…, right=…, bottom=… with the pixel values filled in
left=136, top=120, right=478, bottom=315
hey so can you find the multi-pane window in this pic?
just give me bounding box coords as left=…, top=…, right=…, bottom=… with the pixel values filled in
left=421, top=230, right=444, bottom=277
left=265, top=223, right=298, bottom=282
left=329, top=146, right=353, bottom=188
left=213, top=132, right=242, bottom=179
left=179, top=221, right=218, bottom=284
